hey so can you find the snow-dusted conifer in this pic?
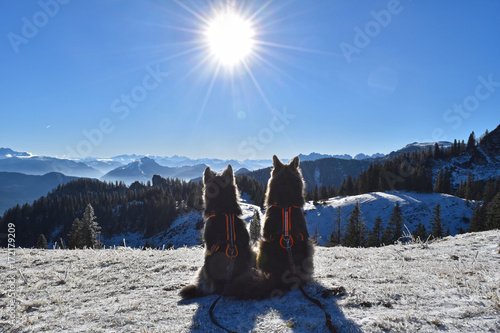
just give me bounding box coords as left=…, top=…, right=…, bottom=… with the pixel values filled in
left=67, top=217, right=85, bottom=249
left=37, top=234, right=48, bottom=249
left=249, top=209, right=261, bottom=243
left=388, top=202, right=404, bottom=242
left=330, top=206, right=342, bottom=246
left=486, top=193, right=500, bottom=230
left=412, top=222, right=427, bottom=241
left=343, top=202, right=366, bottom=247
left=311, top=225, right=321, bottom=245
left=366, top=216, right=383, bottom=247
left=67, top=204, right=101, bottom=249
left=83, top=203, right=101, bottom=248
left=431, top=203, right=443, bottom=238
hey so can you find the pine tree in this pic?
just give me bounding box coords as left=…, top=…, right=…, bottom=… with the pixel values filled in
left=67, top=204, right=101, bottom=249
left=343, top=202, right=366, bottom=247
left=249, top=209, right=261, bottom=243
left=332, top=206, right=342, bottom=246
left=327, top=231, right=338, bottom=247
left=313, top=185, right=319, bottom=203
left=466, top=131, right=476, bottom=150
left=67, top=217, right=85, bottom=249
left=433, top=169, right=443, bottom=193
left=482, top=178, right=497, bottom=204
left=381, top=226, right=394, bottom=245
left=366, top=216, right=383, bottom=247
left=311, top=226, right=321, bottom=245
left=37, top=234, right=48, bottom=249
left=469, top=203, right=487, bottom=232
left=433, top=142, right=441, bottom=159
left=387, top=202, right=405, bottom=242
left=319, top=185, right=328, bottom=201
left=83, top=203, right=101, bottom=248
left=486, top=193, right=500, bottom=230
left=431, top=203, right=443, bottom=238
left=412, top=223, right=427, bottom=241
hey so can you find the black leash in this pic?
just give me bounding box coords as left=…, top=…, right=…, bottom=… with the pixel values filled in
left=285, top=241, right=337, bottom=333
left=209, top=294, right=236, bottom=333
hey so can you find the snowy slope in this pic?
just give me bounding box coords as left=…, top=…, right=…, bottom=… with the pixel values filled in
left=97, top=191, right=474, bottom=249
left=305, top=191, right=475, bottom=245
left=433, top=152, right=500, bottom=186
left=2, top=230, right=499, bottom=332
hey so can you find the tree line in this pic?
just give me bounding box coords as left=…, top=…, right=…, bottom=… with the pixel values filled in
left=326, top=201, right=462, bottom=248
left=0, top=174, right=265, bottom=248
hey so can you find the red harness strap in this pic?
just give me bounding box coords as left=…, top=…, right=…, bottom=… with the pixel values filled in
left=208, top=213, right=238, bottom=259
left=271, top=204, right=304, bottom=249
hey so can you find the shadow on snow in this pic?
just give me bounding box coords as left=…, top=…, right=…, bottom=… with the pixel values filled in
left=178, top=282, right=361, bottom=333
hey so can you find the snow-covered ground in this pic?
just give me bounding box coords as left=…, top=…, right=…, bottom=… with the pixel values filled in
left=305, top=191, right=475, bottom=245
left=1, top=230, right=499, bottom=332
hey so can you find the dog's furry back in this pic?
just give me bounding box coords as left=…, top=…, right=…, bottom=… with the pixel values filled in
left=180, top=165, right=269, bottom=299
left=257, top=155, right=314, bottom=295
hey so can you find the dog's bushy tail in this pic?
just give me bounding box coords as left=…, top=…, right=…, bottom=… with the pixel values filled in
left=179, top=268, right=278, bottom=300
left=225, top=268, right=278, bottom=299
left=179, top=284, right=206, bottom=299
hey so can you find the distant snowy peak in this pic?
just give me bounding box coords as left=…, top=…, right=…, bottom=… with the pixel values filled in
left=0, top=147, right=32, bottom=159
left=405, top=141, right=452, bottom=149
left=298, top=152, right=383, bottom=161
left=298, top=152, right=341, bottom=161
left=386, top=141, right=453, bottom=159
left=0, top=155, right=100, bottom=178
left=102, top=157, right=208, bottom=184
left=353, top=153, right=384, bottom=160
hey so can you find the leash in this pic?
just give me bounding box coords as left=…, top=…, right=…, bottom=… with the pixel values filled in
left=277, top=206, right=337, bottom=333
left=207, top=213, right=238, bottom=333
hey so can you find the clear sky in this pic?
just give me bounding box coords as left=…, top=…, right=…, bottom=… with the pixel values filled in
left=1, top=0, right=499, bottom=160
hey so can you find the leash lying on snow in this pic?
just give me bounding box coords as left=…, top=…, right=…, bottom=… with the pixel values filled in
left=209, top=257, right=236, bottom=333
left=279, top=205, right=338, bottom=333
left=285, top=243, right=337, bottom=333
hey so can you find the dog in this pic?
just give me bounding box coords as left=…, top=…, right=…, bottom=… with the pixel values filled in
left=180, top=165, right=255, bottom=299
left=257, top=155, right=314, bottom=296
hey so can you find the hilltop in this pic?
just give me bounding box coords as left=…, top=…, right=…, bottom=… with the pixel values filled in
left=2, top=230, right=499, bottom=332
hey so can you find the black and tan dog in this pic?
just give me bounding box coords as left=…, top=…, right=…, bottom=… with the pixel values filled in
left=180, top=165, right=255, bottom=299
left=257, top=155, right=314, bottom=296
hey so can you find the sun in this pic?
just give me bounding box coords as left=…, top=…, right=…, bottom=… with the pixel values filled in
left=205, top=9, right=255, bottom=67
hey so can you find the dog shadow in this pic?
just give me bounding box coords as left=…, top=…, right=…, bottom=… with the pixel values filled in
left=178, top=282, right=361, bottom=333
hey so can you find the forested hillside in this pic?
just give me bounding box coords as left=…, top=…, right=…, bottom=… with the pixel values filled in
left=0, top=174, right=264, bottom=248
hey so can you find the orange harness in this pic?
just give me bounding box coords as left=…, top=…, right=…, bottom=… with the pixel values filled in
left=208, top=213, right=238, bottom=259
left=271, top=204, right=304, bottom=249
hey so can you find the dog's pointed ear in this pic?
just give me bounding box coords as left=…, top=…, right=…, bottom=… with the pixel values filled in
left=204, top=167, right=215, bottom=183
left=273, top=155, right=284, bottom=171
left=290, top=156, right=300, bottom=169
left=222, top=164, right=234, bottom=182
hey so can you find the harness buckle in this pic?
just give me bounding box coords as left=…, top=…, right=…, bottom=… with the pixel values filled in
left=226, top=244, right=238, bottom=259
left=280, top=234, right=294, bottom=249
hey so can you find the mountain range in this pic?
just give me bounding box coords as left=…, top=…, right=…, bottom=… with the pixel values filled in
left=1, top=124, right=499, bottom=214
left=100, top=157, right=208, bottom=184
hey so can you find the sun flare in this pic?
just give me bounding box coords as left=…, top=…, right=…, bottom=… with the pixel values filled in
left=205, top=10, right=255, bottom=67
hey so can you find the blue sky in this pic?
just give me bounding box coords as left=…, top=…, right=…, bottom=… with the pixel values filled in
left=1, top=0, right=499, bottom=160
